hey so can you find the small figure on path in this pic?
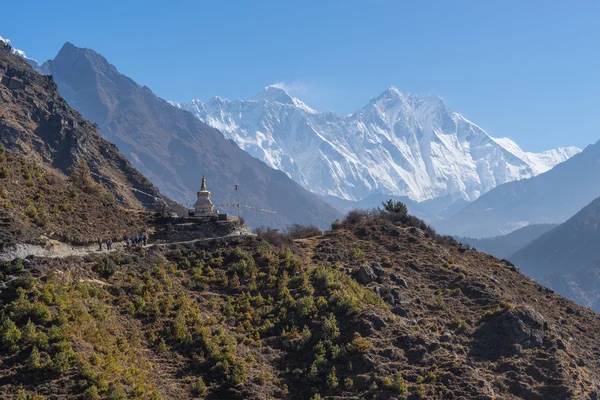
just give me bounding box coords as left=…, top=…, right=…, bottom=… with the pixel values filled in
left=98, top=239, right=103, bottom=251
left=106, top=239, right=113, bottom=251
left=125, top=236, right=130, bottom=248
left=142, top=233, right=148, bottom=246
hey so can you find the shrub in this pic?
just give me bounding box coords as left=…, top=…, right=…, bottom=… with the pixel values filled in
left=192, top=377, right=207, bottom=395
left=381, top=199, right=408, bottom=216
left=254, top=226, right=292, bottom=247
left=286, top=223, right=322, bottom=239
left=25, top=201, right=38, bottom=219
left=351, top=332, right=373, bottom=353
left=0, top=317, right=21, bottom=351
left=453, top=316, right=469, bottom=331
left=27, top=346, right=42, bottom=370
left=391, top=373, right=407, bottom=393
left=326, top=367, right=339, bottom=389
left=350, top=248, right=364, bottom=260
left=93, top=256, right=117, bottom=278
left=0, top=167, right=8, bottom=179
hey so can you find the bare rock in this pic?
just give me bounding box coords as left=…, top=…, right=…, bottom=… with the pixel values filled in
left=357, top=266, right=377, bottom=284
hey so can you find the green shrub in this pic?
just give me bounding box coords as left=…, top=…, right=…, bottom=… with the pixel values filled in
left=0, top=167, right=8, bottom=179
left=0, top=317, right=22, bottom=351
left=391, top=373, right=407, bottom=393
left=27, top=346, right=42, bottom=370
left=326, top=367, right=339, bottom=389
left=381, top=199, right=408, bottom=216
left=350, top=248, right=364, bottom=260
left=93, top=256, right=117, bottom=278
left=192, top=377, right=207, bottom=395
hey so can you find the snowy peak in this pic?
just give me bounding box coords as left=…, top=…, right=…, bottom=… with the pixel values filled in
left=173, top=86, right=581, bottom=205
left=252, top=85, right=318, bottom=114
left=0, top=35, right=48, bottom=74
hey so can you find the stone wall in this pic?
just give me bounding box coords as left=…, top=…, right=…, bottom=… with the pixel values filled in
left=150, top=217, right=248, bottom=243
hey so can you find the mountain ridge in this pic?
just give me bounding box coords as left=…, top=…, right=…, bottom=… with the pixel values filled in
left=43, top=42, right=340, bottom=229
left=173, top=85, right=579, bottom=204
left=434, top=139, right=600, bottom=237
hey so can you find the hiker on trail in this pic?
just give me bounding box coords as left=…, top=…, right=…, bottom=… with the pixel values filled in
left=138, top=233, right=144, bottom=246
left=98, top=239, right=103, bottom=251
left=142, top=233, right=148, bottom=246
left=125, top=236, right=130, bottom=248
left=106, top=239, right=113, bottom=251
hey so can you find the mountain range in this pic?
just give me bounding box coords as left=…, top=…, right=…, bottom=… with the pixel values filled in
left=3, top=34, right=600, bottom=400
left=457, top=223, right=557, bottom=260
left=172, top=86, right=579, bottom=210
left=508, top=195, right=600, bottom=313
left=37, top=42, right=340, bottom=229
left=435, top=139, right=600, bottom=237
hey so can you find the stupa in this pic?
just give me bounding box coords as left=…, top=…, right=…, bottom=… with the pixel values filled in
left=192, top=176, right=217, bottom=217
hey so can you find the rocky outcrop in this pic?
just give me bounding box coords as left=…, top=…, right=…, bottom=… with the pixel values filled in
left=472, top=306, right=546, bottom=360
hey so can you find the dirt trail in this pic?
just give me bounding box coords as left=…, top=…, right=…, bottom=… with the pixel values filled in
left=0, top=231, right=255, bottom=262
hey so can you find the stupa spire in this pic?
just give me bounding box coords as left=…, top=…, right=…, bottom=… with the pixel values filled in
left=201, top=175, right=206, bottom=191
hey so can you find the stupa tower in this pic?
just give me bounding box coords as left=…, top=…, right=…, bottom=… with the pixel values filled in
left=193, top=176, right=216, bottom=216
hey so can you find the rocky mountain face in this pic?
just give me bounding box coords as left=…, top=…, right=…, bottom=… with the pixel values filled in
left=0, top=39, right=161, bottom=210
left=511, top=196, right=600, bottom=312
left=44, top=42, right=339, bottom=229
left=0, top=40, right=156, bottom=246
left=173, top=86, right=579, bottom=207
left=2, top=208, right=600, bottom=399
left=435, top=139, right=600, bottom=238
left=457, top=224, right=557, bottom=260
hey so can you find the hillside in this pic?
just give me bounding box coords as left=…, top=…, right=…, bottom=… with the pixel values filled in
left=0, top=150, right=150, bottom=248
left=44, top=42, right=340, bottom=229
left=510, top=196, right=600, bottom=312
left=1, top=207, right=600, bottom=399
left=434, top=139, right=600, bottom=238
left=0, top=40, right=161, bottom=210
left=174, top=86, right=578, bottom=204
left=457, top=224, right=557, bottom=260
left=511, top=197, right=600, bottom=279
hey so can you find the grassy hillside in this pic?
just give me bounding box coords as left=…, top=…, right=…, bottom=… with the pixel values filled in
left=0, top=149, right=149, bottom=246
left=1, top=207, right=599, bottom=399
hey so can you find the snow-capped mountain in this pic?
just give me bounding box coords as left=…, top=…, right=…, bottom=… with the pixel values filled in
left=0, top=36, right=49, bottom=73
left=172, top=86, right=580, bottom=203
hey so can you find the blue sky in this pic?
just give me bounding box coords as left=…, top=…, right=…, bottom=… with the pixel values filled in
left=2, top=0, right=599, bottom=152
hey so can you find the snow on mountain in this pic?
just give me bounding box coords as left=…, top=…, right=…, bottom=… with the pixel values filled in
left=0, top=35, right=49, bottom=74
left=175, top=85, right=580, bottom=203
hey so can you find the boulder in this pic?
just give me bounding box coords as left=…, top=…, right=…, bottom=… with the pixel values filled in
left=471, top=306, right=545, bottom=360
left=391, top=274, right=409, bottom=289
left=371, top=262, right=386, bottom=277
left=357, top=266, right=377, bottom=284
left=410, top=226, right=426, bottom=237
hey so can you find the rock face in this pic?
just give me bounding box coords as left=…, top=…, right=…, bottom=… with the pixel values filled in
left=0, top=40, right=161, bottom=209
left=0, top=42, right=156, bottom=245
left=472, top=307, right=545, bottom=361
left=44, top=42, right=340, bottom=229
left=357, top=266, right=377, bottom=284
